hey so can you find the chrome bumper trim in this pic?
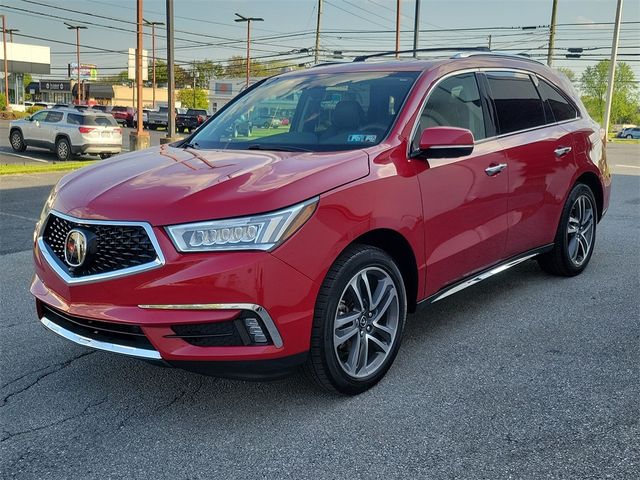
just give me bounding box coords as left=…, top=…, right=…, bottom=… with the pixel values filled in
left=138, top=303, right=284, bottom=349
left=40, top=315, right=162, bottom=360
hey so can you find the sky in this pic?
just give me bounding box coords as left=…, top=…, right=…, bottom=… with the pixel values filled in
left=2, top=0, right=639, bottom=87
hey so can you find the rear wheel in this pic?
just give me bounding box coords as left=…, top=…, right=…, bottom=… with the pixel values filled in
left=538, top=183, right=597, bottom=276
left=304, top=245, right=407, bottom=395
left=99, top=153, right=112, bottom=160
left=55, top=137, right=72, bottom=161
left=10, top=130, right=26, bottom=152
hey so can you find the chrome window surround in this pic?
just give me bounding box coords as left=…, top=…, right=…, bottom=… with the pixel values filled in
left=138, top=303, right=284, bottom=349
left=37, top=210, right=165, bottom=285
left=406, top=67, right=583, bottom=158
left=40, top=315, right=162, bottom=360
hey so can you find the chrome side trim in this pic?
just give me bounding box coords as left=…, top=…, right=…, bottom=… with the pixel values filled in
left=426, top=247, right=552, bottom=304
left=38, top=210, right=165, bottom=285
left=138, top=303, right=284, bottom=349
left=40, top=315, right=162, bottom=360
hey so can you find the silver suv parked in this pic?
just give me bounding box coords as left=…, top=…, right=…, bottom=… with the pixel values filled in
left=9, top=108, right=122, bottom=160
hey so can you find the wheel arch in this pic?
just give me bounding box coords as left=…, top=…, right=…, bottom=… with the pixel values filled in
left=575, top=171, right=604, bottom=221
left=352, top=228, right=419, bottom=313
left=9, top=126, right=23, bottom=137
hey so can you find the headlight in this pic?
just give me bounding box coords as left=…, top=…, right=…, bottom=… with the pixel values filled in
left=34, top=187, right=56, bottom=241
left=166, top=197, right=318, bottom=252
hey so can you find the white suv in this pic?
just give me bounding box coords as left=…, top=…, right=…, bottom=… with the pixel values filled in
left=9, top=108, right=122, bottom=160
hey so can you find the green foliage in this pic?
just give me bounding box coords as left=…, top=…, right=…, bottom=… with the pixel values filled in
left=555, top=67, right=576, bottom=84
left=224, top=56, right=267, bottom=78
left=177, top=88, right=209, bottom=109
left=24, top=73, right=34, bottom=100
left=0, top=92, right=6, bottom=111
left=150, top=60, right=190, bottom=88
left=26, top=105, right=45, bottom=114
left=580, top=60, right=639, bottom=124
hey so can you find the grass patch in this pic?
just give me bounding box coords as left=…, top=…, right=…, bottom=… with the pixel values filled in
left=610, top=138, right=640, bottom=144
left=0, top=161, right=98, bottom=176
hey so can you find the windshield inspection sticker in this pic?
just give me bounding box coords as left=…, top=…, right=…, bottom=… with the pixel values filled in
left=347, top=134, right=378, bottom=143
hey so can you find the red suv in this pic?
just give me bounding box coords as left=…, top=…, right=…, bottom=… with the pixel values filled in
left=32, top=53, right=610, bottom=394
left=110, top=106, right=135, bottom=128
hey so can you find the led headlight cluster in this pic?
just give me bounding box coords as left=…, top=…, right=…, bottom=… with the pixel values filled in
left=166, top=197, right=318, bottom=252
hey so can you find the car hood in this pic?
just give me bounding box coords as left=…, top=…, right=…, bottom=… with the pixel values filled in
left=53, top=145, right=369, bottom=225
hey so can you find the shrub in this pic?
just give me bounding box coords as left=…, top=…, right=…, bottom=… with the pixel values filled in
left=26, top=105, right=45, bottom=114
left=0, top=93, right=6, bottom=111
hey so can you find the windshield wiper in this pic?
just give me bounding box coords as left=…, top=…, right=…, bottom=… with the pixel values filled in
left=247, top=144, right=311, bottom=152
left=183, top=141, right=199, bottom=149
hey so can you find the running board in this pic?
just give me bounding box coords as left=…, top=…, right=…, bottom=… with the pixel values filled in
left=422, top=245, right=553, bottom=305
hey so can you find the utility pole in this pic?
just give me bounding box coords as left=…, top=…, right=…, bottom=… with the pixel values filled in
left=395, top=0, right=401, bottom=57
left=547, top=0, right=558, bottom=66
left=192, top=62, right=198, bottom=107
left=488, top=34, right=492, bottom=50
left=314, top=0, right=323, bottom=64
left=130, top=0, right=150, bottom=150
left=65, top=23, right=87, bottom=105
left=603, top=0, right=624, bottom=141
left=235, top=13, right=264, bottom=89
left=412, top=0, right=420, bottom=57
left=1, top=15, right=8, bottom=107
left=4, top=28, right=18, bottom=42
left=164, top=0, right=177, bottom=141
left=144, top=19, right=164, bottom=110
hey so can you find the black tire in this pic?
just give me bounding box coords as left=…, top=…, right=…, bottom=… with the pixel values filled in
left=99, top=153, right=111, bottom=160
left=149, top=125, right=157, bottom=131
left=304, top=245, right=407, bottom=395
left=626, top=134, right=633, bottom=139
left=538, top=183, right=597, bottom=276
left=10, top=129, right=26, bottom=152
left=55, top=137, right=72, bottom=161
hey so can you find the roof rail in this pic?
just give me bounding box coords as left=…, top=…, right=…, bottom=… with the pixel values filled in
left=352, top=46, right=490, bottom=62
left=451, top=51, right=544, bottom=64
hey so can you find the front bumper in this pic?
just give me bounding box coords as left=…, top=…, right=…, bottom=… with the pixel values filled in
left=31, top=227, right=319, bottom=376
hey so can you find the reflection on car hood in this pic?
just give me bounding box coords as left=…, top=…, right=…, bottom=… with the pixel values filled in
left=53, top=145, right=370, bottom=225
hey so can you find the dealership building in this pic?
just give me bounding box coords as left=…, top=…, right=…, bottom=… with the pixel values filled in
left=0, top=41, right=50, bottom=107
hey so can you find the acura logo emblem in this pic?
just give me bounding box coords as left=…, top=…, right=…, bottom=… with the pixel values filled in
left=64, top=229, right=88, bottom=267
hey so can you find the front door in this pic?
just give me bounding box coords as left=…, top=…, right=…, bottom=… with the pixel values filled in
left=411, top=72, right=509, bottom=296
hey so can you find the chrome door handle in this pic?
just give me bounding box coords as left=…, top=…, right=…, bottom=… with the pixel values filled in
left=554, top=146, right=572, bottom=157
left=485, top=163, right=507, bottom=176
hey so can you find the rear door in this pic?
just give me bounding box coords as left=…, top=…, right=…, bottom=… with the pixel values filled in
left=411, top=72, right=509, bottom=294
left=484, top=71, right=579, bottom=257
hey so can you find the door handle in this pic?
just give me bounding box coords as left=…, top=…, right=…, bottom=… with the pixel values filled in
left=554, top=146, right=572, bottom=158
left=485, top=163, right=507, bottom=176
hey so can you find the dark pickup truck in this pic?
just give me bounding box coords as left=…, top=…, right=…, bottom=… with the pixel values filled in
left=176, top=109, right=209, bottom=133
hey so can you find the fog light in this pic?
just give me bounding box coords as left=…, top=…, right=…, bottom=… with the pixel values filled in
left=244, top=317, right=268, bottom=344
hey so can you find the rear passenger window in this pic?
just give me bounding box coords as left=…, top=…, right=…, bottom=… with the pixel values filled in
left=44, top=111, right=64, bottom=123
left=413, top=72, right=486, bottom=149
left=536, top=79, right=579, bottom=123
left=486, top=71, right=545, bottom=134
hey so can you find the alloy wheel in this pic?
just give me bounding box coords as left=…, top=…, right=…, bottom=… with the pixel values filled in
left=10, top=132, right=22, bottom=150
left=57, top=141, right=69, bottom=159
left=567, top=194, right=595, bottom=267
left=333, top=267, right=399, bottom=379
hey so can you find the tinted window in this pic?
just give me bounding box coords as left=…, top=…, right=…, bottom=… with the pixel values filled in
left=30, top=111, right=48, bottom=122
left=44, top=111, right=64, bottom=123
left=486, top=71, right=545, bottom=134
left=537, top=79, right=578, bottom=123
left=67, top=114, right=117, bottom=126
left=413, top=73, right=486, bottom=149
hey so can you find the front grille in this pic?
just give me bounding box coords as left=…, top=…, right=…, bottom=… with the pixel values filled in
left=41, top=304, right=155, bottom=350
left=42, top=213, right=158, bottom=278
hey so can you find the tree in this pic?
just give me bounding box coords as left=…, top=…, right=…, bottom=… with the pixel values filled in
left=150, top=60, right=189, bottom=87
left=580, top=60, right=639, bottom=125
left=177, top=87, right=209, bottom=109
left=23, top=73, right=33, bottom=100
left=555, top=67, right=576, bottom=84
left=223, top=56, right=267, bottom=78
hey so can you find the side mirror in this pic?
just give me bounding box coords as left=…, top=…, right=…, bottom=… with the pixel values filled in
left=26, top=116, right=33, bottom=122
left=415, top=126, right=474, bottom=159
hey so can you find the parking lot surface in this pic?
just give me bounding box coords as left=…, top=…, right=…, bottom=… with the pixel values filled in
left=0, top=144, right=638, bottom=479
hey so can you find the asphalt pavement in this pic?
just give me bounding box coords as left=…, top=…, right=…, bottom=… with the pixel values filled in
left=0, top=145, right=639, bottom=479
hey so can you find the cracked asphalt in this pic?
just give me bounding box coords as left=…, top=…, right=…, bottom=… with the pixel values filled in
left=1, top=145, right=639, bottom=479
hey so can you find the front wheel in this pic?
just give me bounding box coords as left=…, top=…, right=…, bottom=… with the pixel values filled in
left=304, top=245, right=407, bottom=395
left=10, top=130, right=26, bottom=152
left=538, top=183, right=597, bottom=276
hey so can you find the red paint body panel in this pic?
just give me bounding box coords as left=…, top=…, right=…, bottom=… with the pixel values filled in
left=31, top=57, right=611, bottom=368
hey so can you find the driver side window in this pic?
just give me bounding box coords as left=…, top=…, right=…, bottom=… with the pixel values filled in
left=31, top=110, right=48, bottom=122
left=412, top=73, right=486, bottom=150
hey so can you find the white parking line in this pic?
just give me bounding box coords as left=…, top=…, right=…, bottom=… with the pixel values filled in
left=616, top=164, right=640, bottom=169
left=0, top=211, right=38, bottom=222
left=0, top=150, right=50, bottom=163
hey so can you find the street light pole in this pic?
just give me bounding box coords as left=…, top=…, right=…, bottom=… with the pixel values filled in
left=65, top=23, right=87, bottom=105
left=144, top=19, right=164, bottom=110
left=165, top=0, right=176, bottom=140
left=412, top=0, right=420, bottom=57
left=395, top=0, right=400, bottom=57
left=603, top=0, right=624, bottom=141
left=314, top=0, right=322, bottom=64
left=4, top=28, right=19, bottom=42
left=235, top=13, right=264, bottom=89
left=547, top=0, right=559, bottom=66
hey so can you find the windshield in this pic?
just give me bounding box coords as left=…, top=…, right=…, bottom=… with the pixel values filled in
left=190, top=71, right=419, bottom=152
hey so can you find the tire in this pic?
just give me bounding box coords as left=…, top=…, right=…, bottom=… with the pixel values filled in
left=99, top=153, right=111, bottom=160
left=10, top=130, right=26, bottom=152
left=626, top=134, right=633, bottom=139
left=304, top=245, right=407, bottom=395
left=537, top=183, right=597, bottom=276
left=55, top=137, right=72, bottom=161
